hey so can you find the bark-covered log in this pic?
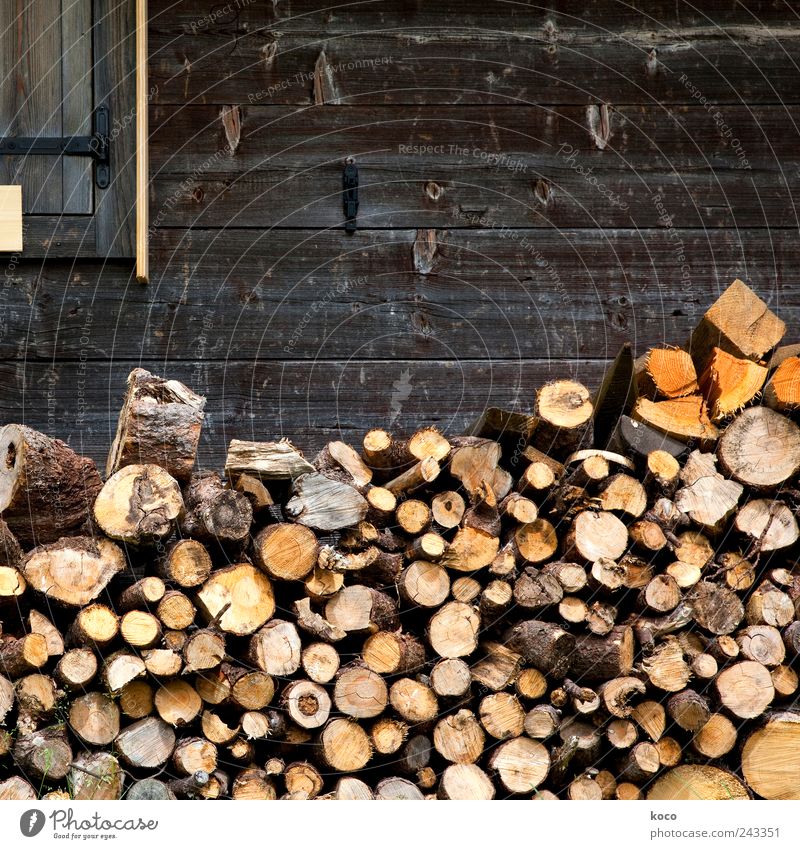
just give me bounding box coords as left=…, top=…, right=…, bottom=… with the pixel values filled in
left=180, top=472, right=252, bottom=545
left=107, top=368, right=206, bottom=482
left=0, top=425, right=103, bottom=546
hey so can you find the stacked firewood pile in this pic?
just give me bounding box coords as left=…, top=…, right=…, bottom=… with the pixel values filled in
left=1, top=279, right=800, bottom=801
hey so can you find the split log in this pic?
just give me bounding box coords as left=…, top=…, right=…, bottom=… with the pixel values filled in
left=107, top=368, right=205, bottom=481
left=429, top=601, right=480, bottom=658
left=735, top=499, right=799, bottom=552
left=438, top=764, right=495, bottom=800
left=195, top=563, right=275, bottom=635
left=115, top=717, right=176, bottom=768
left=22, top=536, right=125, bottom=606
left=253, top=522, right=318, bottom=581
left=535, top=379, right=593, bottom=457
left=319, top=718, right=372, bottom=772
left=102, top=651, right=146, bottom=692
left=0, top=424, right=102, bottom=545
left=700, top=348, right=767, bottom=421
left=692, top=713, right=738, bottom=759
left=390, top=677, right=438, bottom=724
left=632, top=395, right=719, bottom=443
left=645, top=348, right=698, bottom=398
left=224, top=439, right=314, bottom=480
left=55, top=648, right=97, bottom=690
left=94, top=464, right=184, bottom=543
left=334, top=665, right=388, bottom=720
left=314, top=441, right=373, bottom=488
left=565, top=511, right=628, bottom=562
left=293, top=597, right=346, bottom=642
left=490, top=737, right=550, bottom=794
left=674, top=450, right=742, bottom=530
left=718, top=407, right=800, bottom=488
left=434, top=709, right=485, bottom=763
left=688, top=278, right=785, bottom=369
left=285, top=472, right=368, bottom=530
left=741, top=711, right=800, bottom=799
left=69, top=692, right=120, bottom=745
left=431, top=658, right=472, bottom=698
left=716, top=661, right=774, bottom=719
left=157, top=590, right=196, bottom=630
left=232, top=474, right=274, bottom=516
left=763, top=356, right=800, bottom=411
left=325, top=585, right=398, bottom=634
left=647, top=764, right=749, bottom=800
left=249, top=620, right=302, bottom=676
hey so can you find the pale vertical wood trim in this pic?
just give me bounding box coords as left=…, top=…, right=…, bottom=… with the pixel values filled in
left=135, top=0, right=148, bottom=282
left=0, top=186, right=23, bottom=252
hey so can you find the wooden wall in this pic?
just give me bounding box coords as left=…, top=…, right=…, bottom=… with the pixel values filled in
left=3, top=0, right=800, bottom=467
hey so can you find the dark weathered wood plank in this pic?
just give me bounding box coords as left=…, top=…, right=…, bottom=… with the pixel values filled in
left=8, top=215, right=97, bottom=257
left=2, top=228, right=795, bottom=362
left=62, top=0, right=94, bottom=215
left=148, top=0, right=800, bottom=105
left=149, top=104, right=800, bottom=229
left=0, top=357, right=610, bottom=467
left=151, top=0, right=800, bottom=35
left=0, top=0, right=64, bottom=213
left=93, top=0, right=136, bottom=257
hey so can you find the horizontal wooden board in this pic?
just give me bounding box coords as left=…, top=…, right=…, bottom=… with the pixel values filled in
left=148, top=0, right=800, bottom=105
left=0, top=358, right=610, bottom=468
left=149, top=104, right=800, bottom=228
left=2, top=228, right=795, bottom=364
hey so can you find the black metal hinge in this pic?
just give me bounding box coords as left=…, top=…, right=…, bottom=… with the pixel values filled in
left=0, top=105, right=111, bottom=189
left=342, top=157, right=358, bottom=233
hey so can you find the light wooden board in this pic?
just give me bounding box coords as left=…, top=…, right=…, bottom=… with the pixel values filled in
left=0, top=186, right=23, bottom=251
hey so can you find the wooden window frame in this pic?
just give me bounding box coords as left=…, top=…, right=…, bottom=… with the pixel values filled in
left=1, top=0, right=147, bottom=277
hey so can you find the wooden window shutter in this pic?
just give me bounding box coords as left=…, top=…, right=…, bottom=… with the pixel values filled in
left=0, top=0, right=136, bottom=258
